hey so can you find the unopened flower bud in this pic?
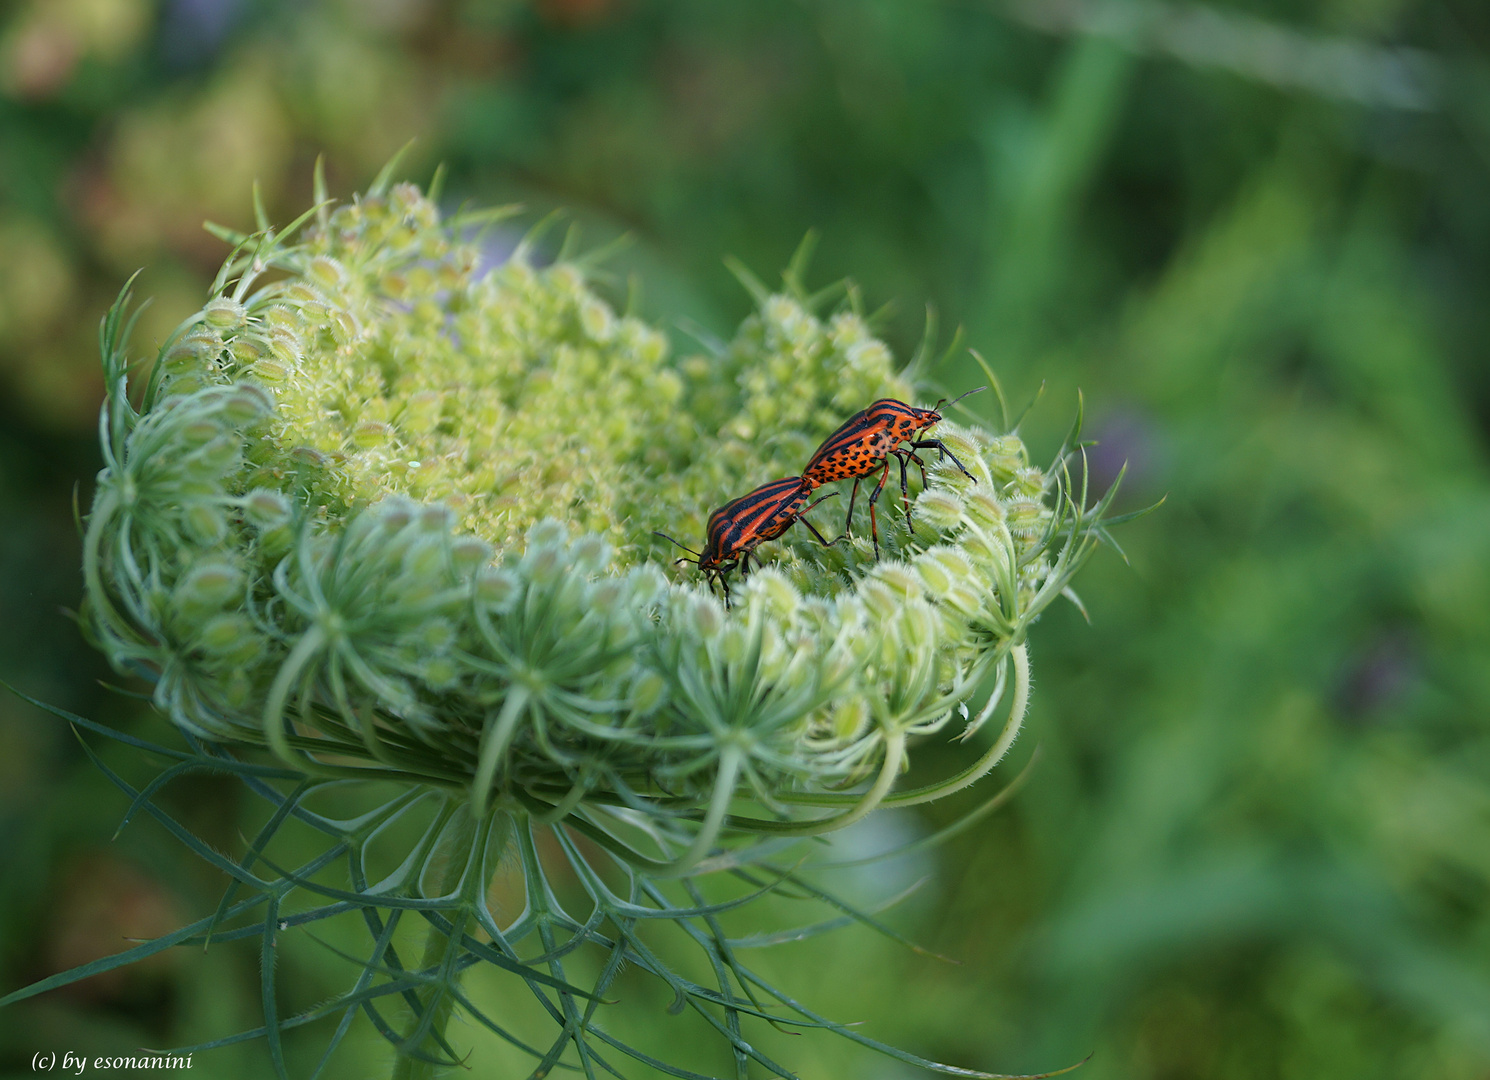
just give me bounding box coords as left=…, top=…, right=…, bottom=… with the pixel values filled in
left=330, top=309, right=359, bottom=345
left=964, top=489, right=1005, bottom=528
left=203, top=297, right=247, bottom=331
left=183, top=504, right=229, bottom=545
left=916, top=490, right=964, bottom=531
left=242, top=489, right=291, bottom=529
left=579, top=298, right=615, bottom=342
left=627, top=670, right=667, bottom=715
left=180, top=419, right=224, bottom=447
left=717, top=623, right=749, bottom=665
left=570, top=534, right=611, bottom=576
left=222, top=384, right=273, bottom=424
left=525, top=544, right=562, bottom=585
left=689, top=594, right=724, bottom=640
left=527, top=519, right=568, bottom=551
left=175, top=562, right=243, bottom=616
left=450, top=536, right=492, bottom=574
left=420, top=656, right=459, bottom=689
left=872, top=564, right=923, bottom=600
left=352, top=419, right=394, bottom=448
left=476, top=567, right=519, bottom=611
left=197, top=613, right=262, bottom=662
left=418, top=504, right=453, bottom=533
left=985, top=435, right=1026, bottom=482
left=744, top=568, right=800, bottom=620
left=831, top=697, right=869, bottom=741
left=307, top=256, right=347, bottom=290
left=1012, top=467, right=1046, bottom=497
left=1005, top=497, right=1049, bottom=539
left=164, top=326, right=223, bottom=372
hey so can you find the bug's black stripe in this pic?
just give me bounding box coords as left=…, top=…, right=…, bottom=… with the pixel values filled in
left=803, top=400, right=939, bottom=479
left=704, top=477, right=808, bottom=564
left=804, top=410, right=873, bottom=474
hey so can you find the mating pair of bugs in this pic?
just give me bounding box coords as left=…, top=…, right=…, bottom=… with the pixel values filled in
left=657, top=387, right=984, bottom=595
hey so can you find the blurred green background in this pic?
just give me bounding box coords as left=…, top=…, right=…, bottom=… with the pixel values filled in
left=2, top=0, right=1489, bottom=1077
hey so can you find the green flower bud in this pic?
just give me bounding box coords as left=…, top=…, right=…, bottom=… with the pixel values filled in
left=527, top=519, right=568, bottom=551
left=964, top=488, right=1005, bottom=528
left=1005, top=497, right=1051, bottom=539
left=163, top=326, right=224, bottom=372
left=420, top=655, right=459, bottom=689
left=307, top=256, right=347, bottom=290
left=741, top=567, right=800, bottom=620
left=174, top=562, right=244, bottom=617
left=524, top=544, right=562, bottom=586
left=450, top=536, right=492, bottom=575
left=916, top=489, right=965, bottom=531
left=579, top=297, right=616, bottom=342
left=689, top=593, right=724, bottom=641
left=570, top=534, right=611, bottom=576
left=222, top=384, right=272, bottom=420
left=830, top=696, right=870, bottom=741
left=197, top=613, right=262, bottom=663
left=985, top=435, right=1027, bottom=483
left=250, top=358, right=291, bottom=384
left=476, top=567, right=519, bottom=611
left=717, top=622, right=749, bottom=665
left=352, top=419, right=394, bottom=448
left=915, top=552, right=954, bottom=597
left=265, top=325, right=303, bottom=363
left=627, top=669, right=667, bottom=715
left=418, top=504, right=453, bottom=533
left=179, top=418, right=224, bottom=447
left=202, top=296, right=247, bottom=331
left=1012, top=466, right=1047, bottom=497
left=960, top=528, right=1008, bottom=567
left=859, top=580, right=899, bottom=622
left=182, top=504, right=229, bottom=545
left=377, top=499, right=415, bottom=532
left=872, top=563, right=924, bottom=601
left=242, top=489, right=291, bottom=529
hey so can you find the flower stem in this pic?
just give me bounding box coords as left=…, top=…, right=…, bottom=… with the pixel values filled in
left=881, top=641, right=1031, bottom=808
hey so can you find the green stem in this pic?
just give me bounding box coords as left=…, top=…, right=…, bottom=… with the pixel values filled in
left=391, top=801, right=503, bottom=1080
left=880, top=641, right=1030, bottom=808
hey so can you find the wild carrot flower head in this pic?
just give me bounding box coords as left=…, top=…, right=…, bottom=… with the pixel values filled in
left=85, top=173, right=1120, bottom=852
left=73, top=169, right=1129, bottom=1077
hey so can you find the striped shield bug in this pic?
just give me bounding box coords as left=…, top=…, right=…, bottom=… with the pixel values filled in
left=656, top=476, right=839, bottom=599
left=801, top=386, right=985, bottom=558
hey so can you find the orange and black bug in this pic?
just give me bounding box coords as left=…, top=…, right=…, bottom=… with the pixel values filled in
left=802, top=387, right=985, bottom=558
left=656, top=476, right=838, bottom=599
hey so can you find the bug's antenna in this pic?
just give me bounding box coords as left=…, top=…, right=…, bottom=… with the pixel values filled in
left=654, top=531, right=704, bottom=562
left=932, top=385, right=988, bottom=413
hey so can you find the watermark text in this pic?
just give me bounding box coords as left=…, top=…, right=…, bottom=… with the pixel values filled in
left=31, top=1050, right=194, bottom=1073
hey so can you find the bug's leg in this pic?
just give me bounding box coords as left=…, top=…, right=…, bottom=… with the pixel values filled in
left=843, top=477, right=862, bottom=538
left=799, top=492, right=844, bottom=546
left=895, top=451, right=914, bottom=535
left=866, top=460, right=891, bottom=560
left=909, top=449, right=930, bottom=489
left=796, top=512, right=838, bottom=548
left=911, top=439, right=975, bottom=482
